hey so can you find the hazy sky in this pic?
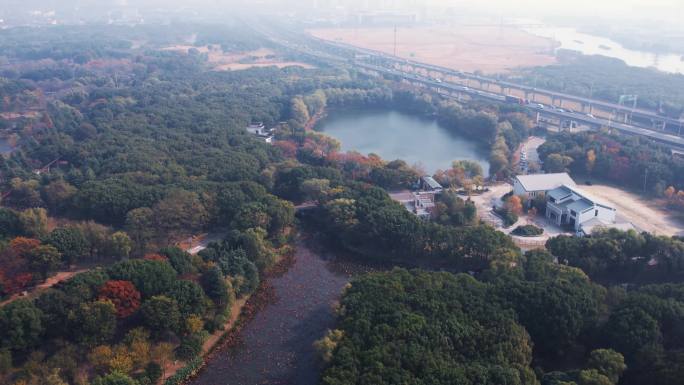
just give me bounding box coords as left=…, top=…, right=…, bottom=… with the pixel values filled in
left=3, top=0, right=682, bottom=24
left=436, top=0, right=681, bottom=22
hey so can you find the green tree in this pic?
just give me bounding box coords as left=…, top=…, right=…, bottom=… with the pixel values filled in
left=153, top=190, right=208, bottom=241
left=301, top=178, right=330, bottom=202
left=109, top=231, right=133, bottom=259
left=200, top=266, right=230, bottom=307
left=107, top=259, right=177, bottom=298
left=91, top=371, right=137, bottom=385
left=18, top=207, right=48, bottom=238
left=587, top=349, right=626, bottom=384
left=27, top=244, right=62, bottom=278
left=0, top=208, right=21, bottom=238
left=0, top=348, right=11, bottom=375
left=175, top=332, right=207, bottom=360
left=44, top=227, right=88, bottom=264
left=41, top=179, right=77, bottom=213
left=290, top=96, right=310, bottom=129
left=578, top=369, right=612, bottom=385
left=74, top=300, right=117, bottom=346
left=159, top=246, right=195, bottom=275
left=0, top=299, right=44, bottom=352
left=492, top=267, right=602, bottom=356
left=167, top=280, right=207, bottom=317
left=303, top=89, right=327, bottom=115
left=140, top=296, right=181, bottom=337
left=605, top=307, right=661, bottom=357
left=34, top=289, right=73, bottom=338
left=545, top=153, right=574, bottom=173
left=125, top=207, right=155, bottom=256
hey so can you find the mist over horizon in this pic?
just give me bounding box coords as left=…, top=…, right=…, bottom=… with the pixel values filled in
left=2, top=0, right=683, bottom=23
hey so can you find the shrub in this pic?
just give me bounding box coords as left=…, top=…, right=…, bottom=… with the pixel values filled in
left=512, top=225, right=544, bottom=237
left=494, top=207, right=519, bottom=227
left=144, top=362, right=162, bottom=384
left=163, top=357, right=203, bottom=385
left=175, top=332, right=207, bottom=361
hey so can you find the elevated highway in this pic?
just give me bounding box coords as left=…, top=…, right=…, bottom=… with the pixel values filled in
left=249, top=22, right=684, bottom=150
left=314, top=38, right=684, bottom=133
left=356, top=62, right=684, bottom=149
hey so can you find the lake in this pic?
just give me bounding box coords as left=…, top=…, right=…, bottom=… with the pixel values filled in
left=522, top=25, right=684, bottom=74
left=318, top=109, right=490, bottom=175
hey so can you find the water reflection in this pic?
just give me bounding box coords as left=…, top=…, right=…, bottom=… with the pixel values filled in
left=319, top=109, right=491, bottom=175
left=524, top=25, right=684, bottom=74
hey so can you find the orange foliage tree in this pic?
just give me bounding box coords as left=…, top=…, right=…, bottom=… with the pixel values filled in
left=0, top=237, right=42, bottom=295
left=505, top=195, right=524, bottom=216
left=98, top=280, right=142, bottom=318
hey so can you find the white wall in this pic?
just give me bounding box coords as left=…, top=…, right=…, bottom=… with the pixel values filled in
left=576, top=206, right=616, bottom=229
left=513, top=179, right=528, bottom=197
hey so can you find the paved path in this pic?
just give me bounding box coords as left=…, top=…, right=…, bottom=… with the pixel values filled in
left=0, top=267, right=88, bottom=306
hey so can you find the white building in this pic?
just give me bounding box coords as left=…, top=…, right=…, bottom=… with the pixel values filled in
left=246, top=122, right=268, bottom=136
left=413, top=192, right=436, bottom=219
left=512, top=172, right=576, bottom=199
left=545, top=184, right=616, bottom=234
left=246, top=122, right=274, bottom=144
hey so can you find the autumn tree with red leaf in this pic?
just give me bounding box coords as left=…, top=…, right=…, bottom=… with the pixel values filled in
left=143, top=253, right=167, bottom=262
left=0, top=237, right=42, bottom=295
left=98, top=280, right=142, bottom=318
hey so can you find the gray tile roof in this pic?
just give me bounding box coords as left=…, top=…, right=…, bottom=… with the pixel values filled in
left=547, top=185, right=573, bottom=201
left=567, top=199, right=594, bottom=213
left=422, top=176, right=443, bottom=190
left=515, top=172, right=576, bottom=192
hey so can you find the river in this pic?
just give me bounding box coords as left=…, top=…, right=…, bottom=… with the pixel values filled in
left=190, top=109, right=490, bottom=384
left=190, top=238, right=360, bottom=385
left=318, top=109, right=490, bottom=175
left=522, top=25, right=684, bottom=74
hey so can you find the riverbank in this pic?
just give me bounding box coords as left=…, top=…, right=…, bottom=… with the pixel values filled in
left=188, top=235, right=354, bottom=385
left=161, top=250, right=296, bottom=384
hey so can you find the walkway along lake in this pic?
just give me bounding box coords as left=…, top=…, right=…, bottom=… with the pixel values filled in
left=190, top=237, right=362, bottom=385
left=318, top=109, right=491, bottom=175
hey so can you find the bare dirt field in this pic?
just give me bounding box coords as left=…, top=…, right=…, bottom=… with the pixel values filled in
left=308, top=25, right=557, bottom=74
left=581, top=183, right=684, bottom=237
left=161, top=46, right=314, bottom=71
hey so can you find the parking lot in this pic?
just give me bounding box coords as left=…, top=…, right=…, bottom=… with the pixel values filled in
left=516, top=136, right=545, bottom=173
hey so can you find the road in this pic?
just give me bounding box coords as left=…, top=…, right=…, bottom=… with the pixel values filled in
left=359, top=62, right=684, bottom=149
left=248, top=22, right=684, bottom=149
left=320, top=37, right=684, bottom=129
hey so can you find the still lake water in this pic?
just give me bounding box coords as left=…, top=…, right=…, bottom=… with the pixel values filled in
left=523, top=25, right=684, bottom=74
left=318, top=109, right=490, bottom=175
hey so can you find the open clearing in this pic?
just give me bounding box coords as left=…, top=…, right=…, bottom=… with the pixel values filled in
left=162, top=45, right=314, bottom=71
left=308, top=25, right=556, bottom=74
left=581, top=183, right=684, bottom=237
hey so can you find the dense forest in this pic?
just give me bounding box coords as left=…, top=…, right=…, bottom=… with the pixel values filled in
left=2, top=21, right=684, bottom=385
left=0, top=23, right=311, bottom=385
left=0, top=21, right=539, bottom=385
left=320, top=248, right=684, bottom=385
